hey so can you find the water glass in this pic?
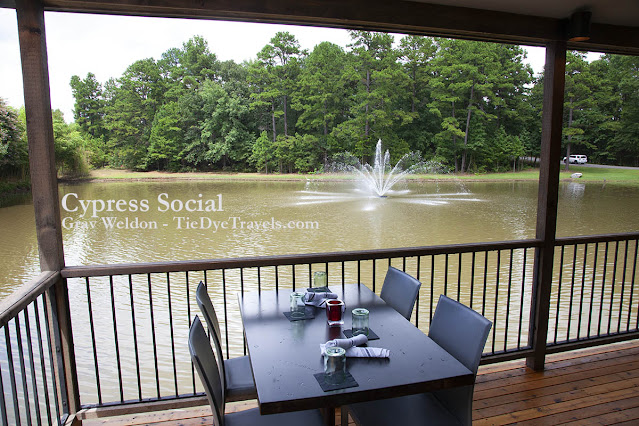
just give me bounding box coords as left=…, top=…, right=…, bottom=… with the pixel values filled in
left=324, top=346, right=346, bottom=384
left=326, top=299, right=345, bottom=326
left=289, top=291, right=306, bottom=319
left=313, top=271, right=327, bottom=288
left=352, top=308, right=370, bottom=336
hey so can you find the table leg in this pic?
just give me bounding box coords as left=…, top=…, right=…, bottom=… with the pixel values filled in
left=321, top=406, right=336, bottom=426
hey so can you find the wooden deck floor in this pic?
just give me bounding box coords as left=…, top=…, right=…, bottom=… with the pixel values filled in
left=83, top=340, right=639, bottom=425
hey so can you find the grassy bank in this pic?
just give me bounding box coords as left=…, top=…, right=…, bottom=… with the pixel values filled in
left=0, top=180, right=31, bottom=196
left=71, top=166, right=639, bottom=186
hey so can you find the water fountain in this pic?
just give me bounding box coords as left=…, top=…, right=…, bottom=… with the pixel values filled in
left=354, top=140, right=412, bottom=197
left=296, top=140, right=481, bottom=209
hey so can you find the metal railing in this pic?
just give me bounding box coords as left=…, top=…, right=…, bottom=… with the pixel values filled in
left=0, top=272, right=66, bottom=426
left=1, top=233, right=638, bottom=423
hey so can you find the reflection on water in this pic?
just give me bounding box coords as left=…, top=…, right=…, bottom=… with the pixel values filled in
left=1, top=180, right=638, bottom=405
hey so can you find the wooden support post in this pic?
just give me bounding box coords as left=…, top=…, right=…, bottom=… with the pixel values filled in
left=16, top=0, right=81, bottom=417
left=527, top=40, right=566, bottom=371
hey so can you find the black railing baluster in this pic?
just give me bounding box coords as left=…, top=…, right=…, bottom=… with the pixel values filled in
left=222, top=269, right=229, bottom=359
left=457, top=253, right=462, bottom=301
left=629, top=240, right=638, bottom=330
left=482, top=251, right=488, bottom=318
left=598, top=242, right=609, bottom=336
left=608, top=241, right=620, bottom=334
left=357, top=260, right=361, bottom=285
left=186, top=272, right=196, bottom=394
left=402, top=257, right=406, bottom=271
left=505, top=249, right=513, bottom=352
left=33, top=299, right=53, bottom=426
left=554, top=246, right=565, bottom=344
left=275, top=265, right=279, bottom=291
left=470, top=252, right=476, bottom=309
left=109, top=276, right=124, bottom=403
left=308, top=264, right=312, bottom=288
left=618, top=240, right=629, bottom=333
left=430, top=256, right=434, bottom=324
left=15, top=315, right=32, bottom=426
left=148, top=274, right=160, bottom=398
left=517, top=249, right=527, bottom=350
left=492, top=251, right=500, bottom=354
left=41, top=297, right=61, bottom=424
left=567, top=245, right=577, bottom=341
left=23, top=307, right=42, bottom=426
left=129, top=275, right=142, bottom=401
left=577, top=244, right=588, bottom=339
left=372, top=259, right=376, bottom=292
left=291, top=265, right=296, bottom=291
left=415, top=256, right=421, bottom=327
left=0, top=338, right=8, bottom=426
left=166, top=273, right=178, bottom=396
left=341, top=261, right=345, bottom=289
left=258, top=267, right=262, bottom=293
left=5, top=325, right=20, bottom=426
left=85, top=277, right=101, bottom=405
left=588, top=243, right=599, bottom=338
left=444, top=254, right=449, bottom=296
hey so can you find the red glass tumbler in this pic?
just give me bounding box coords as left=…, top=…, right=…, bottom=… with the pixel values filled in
left=326, top=299, right=345, bottom=326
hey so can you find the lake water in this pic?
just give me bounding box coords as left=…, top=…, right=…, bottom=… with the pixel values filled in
left=1, top=178, right=639, bottom=406
left=1, top=179, right=639, bottom=299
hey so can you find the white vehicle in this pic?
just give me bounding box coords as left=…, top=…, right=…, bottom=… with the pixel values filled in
left=563, top=154, right=588, bottom=164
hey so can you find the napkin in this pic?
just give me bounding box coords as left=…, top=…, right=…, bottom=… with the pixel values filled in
left=320, top=334, right=390, bottom=358
left=304, top=291, right=338, bottom=308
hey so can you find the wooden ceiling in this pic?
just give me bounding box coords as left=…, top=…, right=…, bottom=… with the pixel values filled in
left=2, top=0, right=638, bottom=54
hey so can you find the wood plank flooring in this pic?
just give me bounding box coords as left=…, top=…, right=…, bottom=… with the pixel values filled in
left=82, top=340, right=639, bottom=425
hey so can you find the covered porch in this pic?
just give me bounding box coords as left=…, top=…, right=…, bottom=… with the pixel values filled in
left=0, top=0, right=638, bottom=425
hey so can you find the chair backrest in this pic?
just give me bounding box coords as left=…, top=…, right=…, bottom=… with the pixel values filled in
left=428, top=295, right=492, bottom=426
left=428, top=294, right=492, bottom=374
left=380, top=267, right=422, bottom=320
left=189, top=316, right=224, bottom=426
left=196, top=282, right=226, bottom=387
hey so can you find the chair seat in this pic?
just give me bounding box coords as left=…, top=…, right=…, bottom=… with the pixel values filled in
left=226, top=407, right=325, bottom=426
left=348, top=393, right=462, bottom=426
left=224, top=356, right=258, bottom=402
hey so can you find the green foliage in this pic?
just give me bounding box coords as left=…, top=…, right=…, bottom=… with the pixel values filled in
left=64, top=35, right=638, bottom=174
left=0, top=98, right=28, bottom=178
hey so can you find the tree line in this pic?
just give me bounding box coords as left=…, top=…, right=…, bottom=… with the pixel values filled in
left=2, top=31, right=638, bottom=180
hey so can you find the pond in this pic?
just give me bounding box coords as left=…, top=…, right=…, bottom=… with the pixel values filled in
left=1, top=179, right=639, bottom=299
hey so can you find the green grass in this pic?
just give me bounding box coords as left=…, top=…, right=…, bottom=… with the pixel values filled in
left=76, top=166, right=639, bottom=186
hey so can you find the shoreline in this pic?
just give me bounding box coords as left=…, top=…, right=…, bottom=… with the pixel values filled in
left=54, top=167, right=639, bottom=186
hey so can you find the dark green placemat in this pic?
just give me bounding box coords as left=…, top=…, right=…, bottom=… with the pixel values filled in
left=343, top=328, right=380, bottom=340
left=313, top=371, right=359, bottom=391
left=306, top=286, right=331, bottom=293
left=283, top=309, right=315, bottom=321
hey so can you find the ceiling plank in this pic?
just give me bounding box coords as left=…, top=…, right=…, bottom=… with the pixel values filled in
left=3, top=0, right=638, bottom=54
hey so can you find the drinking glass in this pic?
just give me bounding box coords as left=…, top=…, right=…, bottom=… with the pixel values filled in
left=324, top=347, right=346, bottom=384
left=326, top=299, right=345, bottom=326
left=289, top=291, right=306, bottom=319
left=351, top=308, right=369, bottom=336
left=313, top=271, right=327, bottom=288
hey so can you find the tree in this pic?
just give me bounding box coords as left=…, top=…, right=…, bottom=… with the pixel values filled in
left=563, top=51, right=593, bottom=170
left=0, top=98, right=28, bottom=178
left=70, top=72, right=106, bottom=138
left=293, top=42, right=349, bottom=165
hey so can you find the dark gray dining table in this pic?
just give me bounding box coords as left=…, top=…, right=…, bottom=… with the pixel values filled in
left=238, top=283, right=473, bottom=425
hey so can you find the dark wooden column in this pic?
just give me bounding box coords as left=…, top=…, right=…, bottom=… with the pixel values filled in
left=527, top=40, right=566, bottom=371
left=16, top=0, right=81, bottom=417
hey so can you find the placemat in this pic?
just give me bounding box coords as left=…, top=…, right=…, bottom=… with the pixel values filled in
left=306, top=286, right=331, bottom=293
left=313, top=371, right=359, bottom=392
left=283, top=309, right=315, bottom=321
left=343, top=328, right=380, bottom=340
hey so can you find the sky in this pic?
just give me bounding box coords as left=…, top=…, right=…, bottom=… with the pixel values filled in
left=0, top=9, right=552, bottom=122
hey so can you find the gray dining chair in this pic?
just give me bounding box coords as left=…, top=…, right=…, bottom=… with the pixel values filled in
left=195, top=281, right=257, bottom=402
left=189, top=316, right=325, bottom=426
left=379, top=266, right=422, bottom=320
left=343, top=294, right=492, bottom=426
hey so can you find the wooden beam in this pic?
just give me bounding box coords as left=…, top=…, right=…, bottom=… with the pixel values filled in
left=16, top=0, right=80, bottom=416
left=527, top=40, right=566, bottom=371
